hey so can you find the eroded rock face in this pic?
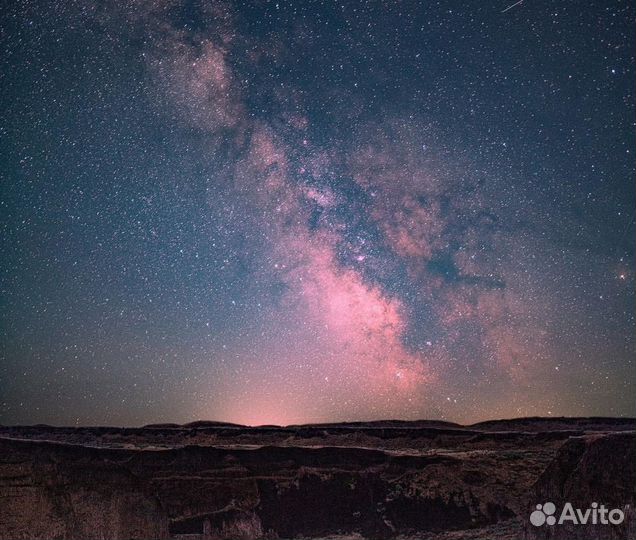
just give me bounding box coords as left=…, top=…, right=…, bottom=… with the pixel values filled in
left=169, top=508, right=263, bottom=539
left=0, top=438, right=169, bottom=540
left=0, top=419, right=634, bottom=540
left=525, top=433, right=636, bottom=540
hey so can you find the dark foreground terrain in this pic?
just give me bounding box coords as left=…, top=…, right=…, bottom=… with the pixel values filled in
left=0, top=417, right=634, bottom=540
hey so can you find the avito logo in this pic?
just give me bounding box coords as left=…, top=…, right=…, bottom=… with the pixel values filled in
left=530, top=502, right=625, bottom=527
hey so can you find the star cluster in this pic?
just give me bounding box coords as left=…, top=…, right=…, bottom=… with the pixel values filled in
left=1, top=0, right=634, bottom=426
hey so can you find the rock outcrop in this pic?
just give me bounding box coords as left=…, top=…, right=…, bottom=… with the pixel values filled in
left=525, top=432, right=636, bottom=540
left=0, top=418, right=633, bottom=539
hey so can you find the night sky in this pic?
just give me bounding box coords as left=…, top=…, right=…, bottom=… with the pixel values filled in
left=1, top=0, right=634, bottom=427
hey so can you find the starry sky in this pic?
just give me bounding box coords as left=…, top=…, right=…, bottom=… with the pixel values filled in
left=1, top=0, right=634, bottom=427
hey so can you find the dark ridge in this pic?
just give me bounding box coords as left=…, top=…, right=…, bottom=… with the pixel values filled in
left=288, top=419, right=464, bottom=429
left=468, top=416, right=636, bottom=432
left=181, top=420, right=246, bottom=429
left=2, top=417, right=635, bottom=434
left=142, top=423, right=183, bottom=429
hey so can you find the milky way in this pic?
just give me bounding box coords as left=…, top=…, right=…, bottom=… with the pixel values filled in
left=1, top=1, right=634, bottom=426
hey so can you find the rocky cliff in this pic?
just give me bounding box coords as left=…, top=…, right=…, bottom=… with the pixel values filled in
left=0, top=419, right=633, bottom=539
